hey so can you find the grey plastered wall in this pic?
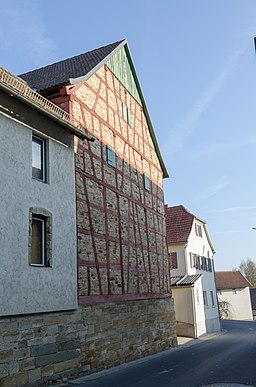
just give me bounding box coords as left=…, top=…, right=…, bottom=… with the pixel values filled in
left=0, top=112, right=77, bottom=315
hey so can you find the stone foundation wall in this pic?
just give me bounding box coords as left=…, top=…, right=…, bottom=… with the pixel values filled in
left=0, top=298, right=177, bottom=386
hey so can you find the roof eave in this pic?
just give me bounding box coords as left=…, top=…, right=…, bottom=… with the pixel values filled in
left=69, top=39, right=128, bottom=86
left=0, top=82, right=91, bottom=141
left=123, top=43, right=169, bottom=178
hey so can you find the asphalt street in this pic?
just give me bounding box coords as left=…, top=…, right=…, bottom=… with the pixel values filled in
left=66, top=320, right=256, bottom=387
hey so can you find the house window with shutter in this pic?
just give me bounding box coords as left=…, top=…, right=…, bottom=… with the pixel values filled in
left=196, top=255, right=200, bottom=269
left=106, top=146, right=116, bottom=168
left=170, top=252, right=178, bottom=269
left=195, top=223, right=202, bottom=237
left=210, top=291, right=215, bottom=307
left=203, top=291, right=208, bottom=307
left=207, top=258, right=212, bottom=272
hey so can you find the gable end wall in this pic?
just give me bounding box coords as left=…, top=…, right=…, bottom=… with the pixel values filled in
left=67, top=64, right=171, bottom=301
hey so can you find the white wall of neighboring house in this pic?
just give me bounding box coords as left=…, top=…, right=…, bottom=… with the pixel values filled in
left=186, top=218, right=220, bottom=333
left=172, top=277, right=207, bottom=338
left=0, top=112, right=77, bottom=316
left=218, top=288, right=253, bottom=321
left=169, top=216, right=220, bottom=336
left=172, top=286, right=194, bottom=337
left=193, top=278, right=207, bottom=337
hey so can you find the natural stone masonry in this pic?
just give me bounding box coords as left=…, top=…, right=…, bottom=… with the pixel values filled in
left=0, top=299, right=176, bottom=386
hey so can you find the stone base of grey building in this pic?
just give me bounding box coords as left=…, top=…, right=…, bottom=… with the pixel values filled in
left=0, top=298, right=177, bottom=386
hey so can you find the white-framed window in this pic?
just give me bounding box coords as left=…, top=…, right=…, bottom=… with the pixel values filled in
left=210, top=290, right=215, bottom=307
left=31, top=215, right=46, bottom=266
left=143, top=174, right=151, bottom=192
left=122, top=103, right=132, bottom=125
left=203, top=291, right=208, bottom=307
left=127, top=108, right=132, bottom=125
left=106, top=146, right=116, bottom=168
left=32, top=135, right=46, bottom=182
left=29, top=208, right=52, bottom=267
left=195, top=223, right=202, bottom=237
left=122, top=103, right=127, bottom=121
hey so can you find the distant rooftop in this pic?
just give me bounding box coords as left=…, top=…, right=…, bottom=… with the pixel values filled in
left=216, top=271, right=251, bottom=289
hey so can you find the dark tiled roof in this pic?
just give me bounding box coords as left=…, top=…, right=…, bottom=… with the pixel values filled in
left=171, top=274, right=202, bottom=286
left=165, top=205, right=194, bottom=244
left=171, top=276, right=183, bottom=286
left=250, top=288, right=256, bottom=309
left=216, top=271, right=251, bottom=289
left=19, top=40, right=124, bottom=91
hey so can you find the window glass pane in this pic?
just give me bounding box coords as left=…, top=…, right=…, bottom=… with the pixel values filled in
left=122, top=103, right=127, bottom=121
left=107, top=146, right=116, bottom=168
left=203, top=291, right=208, bottom=307
left=31, top=218, right=44, bottom=265
left=127, top=109, right=132, bottom=125
left=32, top=136, right=44, bottom=180
left=144, top=174, right=151, bottom=191
left=210, top=291, right=215, bottom=306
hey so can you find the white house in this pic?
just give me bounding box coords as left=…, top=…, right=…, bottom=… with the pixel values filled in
left=165, top=205, right=221, bottom=338
left=0, top=67, right=90, bottom=316
left=216, top=271, right=253, bottom=320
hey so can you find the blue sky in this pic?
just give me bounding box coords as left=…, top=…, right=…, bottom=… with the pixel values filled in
left=1, top=0, right=256, bottom=270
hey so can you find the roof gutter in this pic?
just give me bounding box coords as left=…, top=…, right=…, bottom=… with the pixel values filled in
left=0, top=77, right=94, bottom=142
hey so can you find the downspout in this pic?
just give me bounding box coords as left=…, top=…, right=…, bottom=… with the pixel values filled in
left=184, top=243, right=188, bottom=274
left=191, top=285, right=198, bottom=338
left=212, top=254, right=222, bottom=331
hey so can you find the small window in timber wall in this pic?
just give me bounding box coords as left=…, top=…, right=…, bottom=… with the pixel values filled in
left=32, top=135, right=46, bottom=182
left=29, top=208, right=52, bottom=267
left=170, top=252, right=178, bottom=269
left=122, top=103, right=127, bottom=122
left=127, top=108, right=132, bottom=125
left=122, top=103, right=132, bottom=125
left=144, top=174, right=151, bottom=192
left=106, top=146, right=116, bottom=168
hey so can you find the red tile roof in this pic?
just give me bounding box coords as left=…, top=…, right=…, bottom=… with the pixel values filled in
left=165, top=205, right=194, bottom=244
left=216, top=271, right=251, bottom=289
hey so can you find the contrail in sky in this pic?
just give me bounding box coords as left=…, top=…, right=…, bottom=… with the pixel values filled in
left=162, top=31, right=253, bottom=157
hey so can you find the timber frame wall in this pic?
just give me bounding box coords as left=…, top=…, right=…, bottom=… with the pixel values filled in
left=50, top=63, right=171, bottom=303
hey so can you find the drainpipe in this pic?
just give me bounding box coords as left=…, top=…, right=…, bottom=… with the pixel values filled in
left=192, top=286, right=198, bottom=338
left=184, top=243, right=188, bottom=273
left=212, top=255, right=222, bottom=331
